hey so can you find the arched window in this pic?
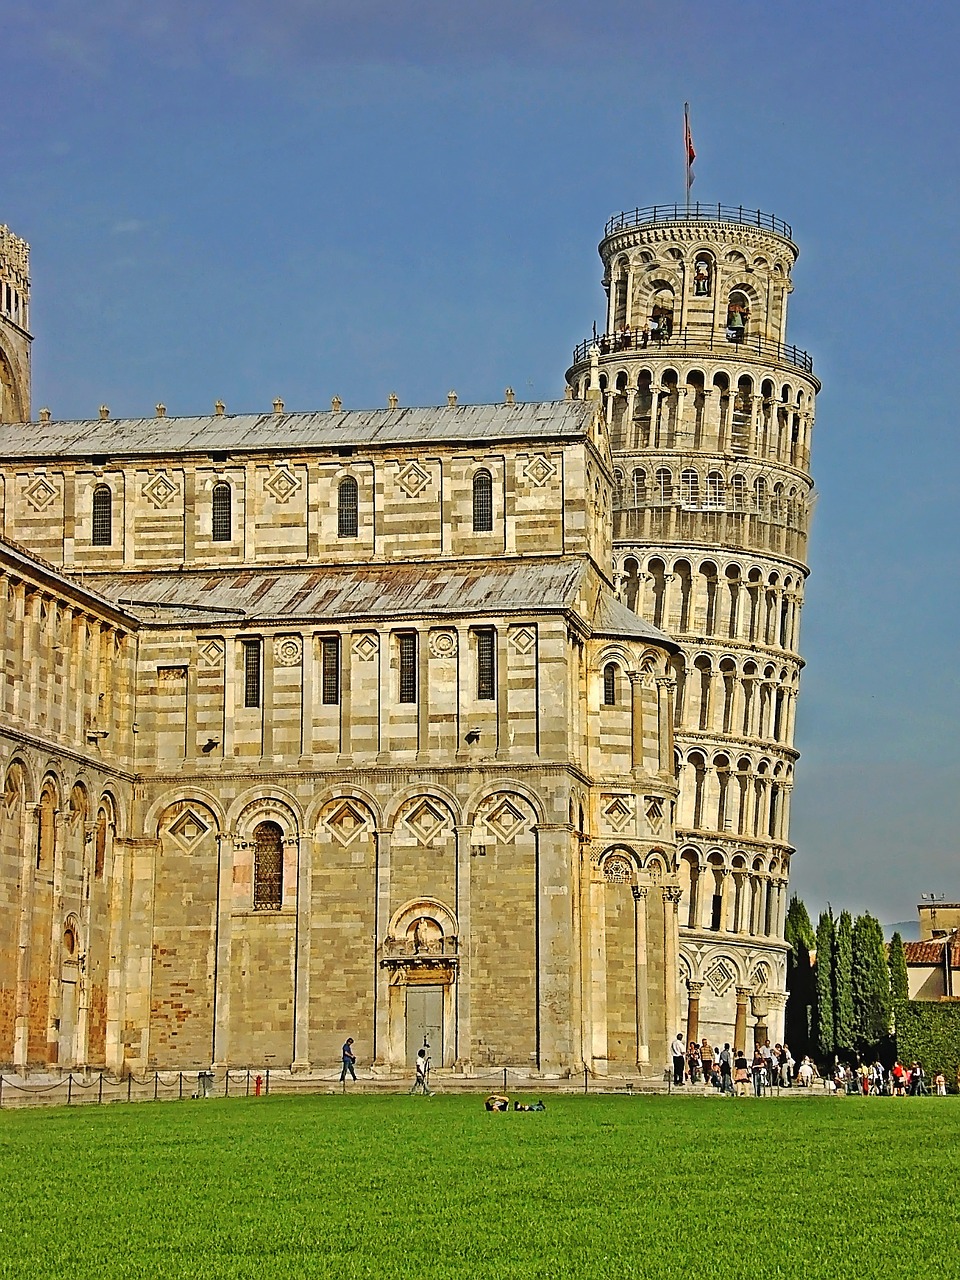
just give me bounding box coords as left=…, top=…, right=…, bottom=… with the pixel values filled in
left=612, top=469, right=625, bottom=507
left=92, top=485, right=112, bottom=546
left=212, top=482, right=231, bottom=542
left=655, top=468, right=672, bottom=504
left=603, top=663, right=617, bottom=706
left=631, top=469, right=647, bottom=507
left=726, top=291, right=750, bottom=343
left=472, top=470, right=493, bottom=533
left=253, top=821, right=284, bottom=910
left=680, top=469, right=700, bottom=507
left=705, top=472, right=725, bottom=509
left=693, top=254, right=712, bottom=297
left=338, top=477, right=359, bottom=539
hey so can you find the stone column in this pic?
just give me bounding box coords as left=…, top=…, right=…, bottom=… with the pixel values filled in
left=624, top=266, right=635, bottom=330
left=454, top=825, right=472, bottom=1071
left=629, top=673, right=646, bottom=772
left=685, top=981, right=704, bottom=1049
left=13, top=801, right=38, bottom=1071
left=211, top=833, right=236, bottom=1069
left=662, top=887, right=683, bottom=1044
left=291, top=831, right=312, bottom=1071
left=733, top=986, right=752, bottom=1054
left=632, top=886, right=649, bottom=1068
left=655, top=677, right=676, bottom=775
left=766, top=991, right=787, bottom=1045
left=373, top=827, right=392, bottom=1066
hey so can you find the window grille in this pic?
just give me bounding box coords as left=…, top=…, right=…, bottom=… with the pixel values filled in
left=338, top=477, right=359, bottom=538
left=603, top=662, right=617, bottom=706
left=212, top=482, right=232, bottom=541
left=243, top=640, right=262, bottom=708
left=476, top=629, right=495, bottom=700
left=92, top=485, right=112, bottom=546
left=705, top=472, right=725, bottom=509
left=472, top=470, right=493, bottom=532
left=321, top=636, right=340, bottom=705
left=398, top=633, right=417, bottom=703
left=655, top=469, right=672, bottom=504
left=253, top=821, right=283, bottom=910
left=680, top=469, right=700, bottom=507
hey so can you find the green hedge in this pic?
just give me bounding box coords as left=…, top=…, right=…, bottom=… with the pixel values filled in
left=893, top=1001, right=960, bottom=1090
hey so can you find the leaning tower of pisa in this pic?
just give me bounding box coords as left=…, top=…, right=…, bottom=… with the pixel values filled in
left=566, top=202, right=818, bottom=1052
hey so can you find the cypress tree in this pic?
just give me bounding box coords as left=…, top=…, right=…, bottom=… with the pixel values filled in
left=814, top=910, right=835, bottom=1059
left=851, top=913, right=893, bottom=1055
left=833, top=910, right=855, bottom=1055
left=888, top=931, right=909, bottom=1003
left=785, top=896, right=816, bottom=1056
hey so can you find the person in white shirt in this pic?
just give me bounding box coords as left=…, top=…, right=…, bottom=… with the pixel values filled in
left=670, top=1033, right=686, bottom=1085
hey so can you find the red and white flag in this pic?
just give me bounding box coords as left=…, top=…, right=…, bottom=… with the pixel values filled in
left=684, top=103, right=696, bottom=194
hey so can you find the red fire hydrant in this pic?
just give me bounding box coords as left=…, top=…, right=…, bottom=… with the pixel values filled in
left=255, top=1075, right=263, bottom=1097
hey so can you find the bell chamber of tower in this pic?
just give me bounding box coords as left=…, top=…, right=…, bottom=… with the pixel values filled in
left=0, top=225, right=31, bottom=425
left=566, top=202, right=820, bottom=1052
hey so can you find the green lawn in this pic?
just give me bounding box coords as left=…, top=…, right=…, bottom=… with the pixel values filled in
left=0, top=1093, right=956, bottom=1279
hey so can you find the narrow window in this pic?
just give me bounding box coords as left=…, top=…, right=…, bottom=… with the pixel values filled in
left=472, top=470, right=493, bottom=533
left=253, top=820, right=283, bottom=910
left=212, top=482, right=232, bottom=541
left=92, top=485, right=112, bottom=546
left=338, top=477, right=359, bottom=538
left=603, top=662, right=617, bottom=706
left=242, top=639, right=262, bottom=708
left=398, top=633, right=417, bottom=703
left=476, top=628, right=496, bottom=700
left=321, top=636, right=340, bottom=705
left=95, top=810, right=107, bottom=880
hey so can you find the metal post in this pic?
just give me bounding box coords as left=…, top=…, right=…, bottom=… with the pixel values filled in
left=178, top=1072, right=182, bottom=1100
left=265, top=1068, right=270, bottom=1096
left=584, top=1066, right=589, bottom=1095
left=246, top=1069, right=250, bottom=1097
left=154, top=1072, right=158, bottom=1101
left=67, top=1073, right=72, bottom=1105
left=503, top=1067, right=507, bottom=1092
left=98, top=1073, right=103, bottom=1104
left=0, top=1074, right=4, bottom=1109
left=224, top=1070, right=229, bottom=1098
left=127, top=1074, right=132, bottom=1103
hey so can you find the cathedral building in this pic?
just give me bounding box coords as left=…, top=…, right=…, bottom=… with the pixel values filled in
left=0, top=202, right=815, bottom=1077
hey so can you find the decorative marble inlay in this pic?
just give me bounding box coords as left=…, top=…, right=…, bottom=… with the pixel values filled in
left=322, top=800, right=372, bottom=847
left=23, top=475, right=59, bottom=512
left=429, top=630, right=457, bottom=658
left=603, top=854, right=632, bottom=883
left=396, top=461, right=431, bottom=498
left=168, top=808, right=211, bottom=851
left=705, top=959, right=736, bottom=997
left=522, top=454, right=557, bottom=487
left=508, top=626, right=537, bottom=655
left=143, top=472, right=180, bottom=509
left=352, top=634, right=379, bottom=662
left=263, top=465, right=302, bottom=503
left=199, top=639, right=225, bottom=667
left=402, top=799, right=450, bottom=846
left=273, top=635, right=302, bottom=666
left=484, top=798, right=528, bottom=844
left=601, top=794, right=635, bottom=833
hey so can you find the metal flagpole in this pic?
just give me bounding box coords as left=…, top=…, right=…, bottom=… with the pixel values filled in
left=684, top=103, right=695, bottom=215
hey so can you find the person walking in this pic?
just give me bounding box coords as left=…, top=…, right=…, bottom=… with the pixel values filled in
left=340, top=1037, right=357, bottom=1083
left=410, top=1046, right=432, bottom=1095
left=670, top=1032, right=686, bottom=1086
left=719, top=1043, right=734, bottom=1096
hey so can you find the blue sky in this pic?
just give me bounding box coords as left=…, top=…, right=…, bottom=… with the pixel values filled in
left=3, top=1, right=958, bottom=924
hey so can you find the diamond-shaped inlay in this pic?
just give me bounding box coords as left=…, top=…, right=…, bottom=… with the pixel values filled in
left=402, top=799, right=449, bottom=846
left=24, top=475, right=60, bottom=512
left=143, top=472, right=180, bottom=509
left=168, top=808, right=211, bottom=852
left=509, top=626, right=537, bottom=655
left=396, top=460, right=431, bottom=498
left=323, top=800, right=371, bottom=848
left=644, top=795, right=665, bottom=830
left=263, top=466, right=302, bottom=503
left=704, top=959, right=736, bottom=997
left=485, top=798, right=527, bottom=844
left=522, top=454, right=557, bottom=487
left=601, top=794, right=635, bottom=833
left=603, top=854, right=632, bottom=883
left=352, top=634, right=379, bottom=662
left=200, top=639, right=225, bottom=667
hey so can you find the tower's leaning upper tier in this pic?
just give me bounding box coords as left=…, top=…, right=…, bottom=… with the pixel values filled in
left=0, top=225, right=31, bottom=425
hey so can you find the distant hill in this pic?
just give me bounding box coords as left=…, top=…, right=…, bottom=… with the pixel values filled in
left=883, top=920, right=920, bottom=942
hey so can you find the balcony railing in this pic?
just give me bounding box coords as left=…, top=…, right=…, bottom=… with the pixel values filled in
left=571, top=328, right=814, bottom=374
left=604, top=203, right=793, bottom=240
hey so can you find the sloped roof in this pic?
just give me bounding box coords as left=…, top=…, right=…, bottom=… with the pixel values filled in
left=87, top=557, right=672, bottom=649
left=903, top=941, right=960, bottom=968
left=0, top=400, right=595, bottom=461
